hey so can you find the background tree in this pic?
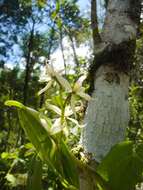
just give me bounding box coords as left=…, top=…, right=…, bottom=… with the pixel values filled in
left=0, top=0, right=90, bottom=189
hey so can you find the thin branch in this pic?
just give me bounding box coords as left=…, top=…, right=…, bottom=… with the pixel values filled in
left=59, top=28, right=67, bottom=75
left=91, top=0, right=101, bottom=48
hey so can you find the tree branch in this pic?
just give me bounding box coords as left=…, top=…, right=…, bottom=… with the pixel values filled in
left=91, top=0, right=101, bottom=49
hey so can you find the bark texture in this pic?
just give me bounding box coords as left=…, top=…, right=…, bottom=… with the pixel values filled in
left=91, top=0, right=101, bottom=47
left=79, top=1, right=141, bottom=189
left=82, top=64, right=129, bottom=162
left=81, top=0, right=141, bottom=162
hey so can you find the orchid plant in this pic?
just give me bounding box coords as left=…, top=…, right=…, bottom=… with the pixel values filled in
left=5, top=61, right=92, bottom=190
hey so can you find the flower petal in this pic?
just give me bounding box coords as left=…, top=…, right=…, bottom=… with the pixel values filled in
left=38, top=81, right=53, bottom=95
left=77, top=92, right=91, bottom=101
left=73, top=75, right=86, bottom=92
left=55, top=72, right=72, bottom=92
left=47, top=104, right=61, bottom=115
left=50, top=118, right=63, bottom=135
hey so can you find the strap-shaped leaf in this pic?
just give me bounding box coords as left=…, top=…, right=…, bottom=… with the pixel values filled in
left=5, top=100, right=79, bottom=189
left=18, top=108, right=58, bottom=168
left=60, top=140, right=79, bottom=188
left=97, top=141, right=143, bottom=190
left=27, top=156, right=43, bottom=190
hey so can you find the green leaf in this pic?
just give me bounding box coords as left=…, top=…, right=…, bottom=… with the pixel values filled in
left=97, top=141, right=143, bottom=190
left=70, top=95, right=76, bottom=118
left=51, top=95, right=63, bottom=108
left=18, top=107, right=59, bottom=170
left=56, top=1, right=60, bottom=11
left=5, top=101, right=79, bottom=188
left=51, top=11, right=57, bottom=20
left=60, top=141, right=79, bottom=188
left=24, top=143, right=34, bottom=149
left=5, top=100, right=25, bottom=109
left=1, top=151, right=18, bottom=160
left=1, top=152, right=9, bottom=159
left=5, top=174, right=17, bottom=187
left=57, top=18, right=62, bottom=29
left=37, top=0, right=46, bottom=7
left=27, top=156, right=43, bottom=190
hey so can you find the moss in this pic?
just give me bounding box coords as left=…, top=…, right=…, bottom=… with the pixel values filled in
left=104, top=72, right=120, bottom=84
left=87, top=40, right=136, bottom=94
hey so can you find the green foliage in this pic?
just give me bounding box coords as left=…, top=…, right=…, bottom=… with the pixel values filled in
left=3, top=65, right=91, bottom=189
left=37, top=0, right=46, bottom=8
left=128, top=85, right=143, bottom=141
left=27, top=156, right=43, bottom=190
left=97, top=141, right=143, bottom=190
left=5, top=100, right=79, bottom=189
left=4, top=60, right=143, bottom=190
left=128, top=36, right=143, bottom=141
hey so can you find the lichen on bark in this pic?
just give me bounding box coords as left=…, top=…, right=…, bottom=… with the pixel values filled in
left=81, top=0, right=141, bottom=162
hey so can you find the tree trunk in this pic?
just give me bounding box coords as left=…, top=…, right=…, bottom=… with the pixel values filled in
left=82, top=64, right=130, bottom=162
left=67, top=29, right=80, bottom=69
left=80, top=0, right=141, bottom=189
left=59, top=28, right=67, bottom=75
left=91, top=0, right=101, bottom=47
left=39, top=27, right=55, bottom=108
left=23, top=21, right=35, bottom=105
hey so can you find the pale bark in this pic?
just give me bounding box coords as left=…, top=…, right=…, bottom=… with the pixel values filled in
left=82, top=64, right=129, bottom=162
left=79, top=0, right=141, bottom=189
left=102, top=0, right=137, bottom=45
left=79, top=3, right=141, bottom=190
left=81, top=0, right=140, bottom=162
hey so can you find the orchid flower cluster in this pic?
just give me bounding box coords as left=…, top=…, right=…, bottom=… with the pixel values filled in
left=38, top=60, right=91, bottom=136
